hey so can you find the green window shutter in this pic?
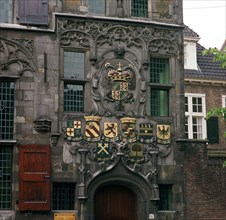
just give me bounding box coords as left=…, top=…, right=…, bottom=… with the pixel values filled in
left=207, top=116, right=219, bottom=144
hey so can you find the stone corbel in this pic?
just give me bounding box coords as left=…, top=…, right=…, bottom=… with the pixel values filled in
left=33, top=118, right=52, bottom=133
left=50, top=133, right=60, bottom=147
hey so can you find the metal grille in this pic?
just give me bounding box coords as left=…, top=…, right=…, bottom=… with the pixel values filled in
left=0, top=0, right=13, bottom=23
left=0, top=81, right=14, bottom=139
left=131, top=0, right=148, bottom=18
left=150, top=58, right=169, bottom=84
left=0, top=147, right=12, bottom=210
left=64, top=84, right=84, bottom=112
left=52, top=182, right=75, bottom=210
left=159, top=184, right=172, bottom=210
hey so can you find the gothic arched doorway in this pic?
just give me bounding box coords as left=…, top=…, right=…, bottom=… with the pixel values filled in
left=94, top=184, right=136, bottom=220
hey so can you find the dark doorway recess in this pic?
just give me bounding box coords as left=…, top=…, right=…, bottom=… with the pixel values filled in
left=94, top=184, right=136, bottom=220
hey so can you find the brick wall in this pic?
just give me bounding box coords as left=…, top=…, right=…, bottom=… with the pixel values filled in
left=185, top=83, right=226, bottom=149
left=184, top=141, right=226, bottom=220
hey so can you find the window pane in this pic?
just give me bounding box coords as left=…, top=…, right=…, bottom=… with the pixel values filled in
left=150, top=58, right=169, bottom=84
left=151, top=89, right=169, bottom=116
left=64, top=52, right=84, bottom=79
left=0, top=147, right=12, bottom=210
left=192, top=97, right=202, bottom=113
left=52, top=182, right=75, bottom=210
left=88, top=0, right=105, bottom=14
left=64, top=0, right=80, bottom=11
left=0, top=81, right=14, bottom=139
left=185, top=117, right=188, bottom=138
left=159, top=184, right=172, bottom=210
left=64, top=84, right=84, bottom=112
left=0, top=0, right=13, bottom=23
left=192, top=117, right=203, bottom=139
left=131, top=0, right=148, bottom=17
left=185, top=97, right=188, bottom=112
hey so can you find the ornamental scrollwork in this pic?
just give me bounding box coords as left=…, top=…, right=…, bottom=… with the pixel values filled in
left=0, top=38, right=36, bottom=75
left=57, top=18, right=180, bottom=54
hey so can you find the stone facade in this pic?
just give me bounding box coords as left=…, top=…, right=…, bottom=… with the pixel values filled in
left=0, top=1, right=185, bottom=220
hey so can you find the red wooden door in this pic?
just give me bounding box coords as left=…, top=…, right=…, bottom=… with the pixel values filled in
left=19, top=144, right=50, bottom=211
left=95, top=185, right=136, bottom=220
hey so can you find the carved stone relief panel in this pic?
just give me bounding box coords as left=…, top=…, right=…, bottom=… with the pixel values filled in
left=0, top=38, right=36, bottom=76
left=57, top=18, right=180, bottom=55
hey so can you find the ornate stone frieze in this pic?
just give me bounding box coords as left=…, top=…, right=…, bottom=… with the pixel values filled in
left=0, top=38, right=36, bottom=75
left=57, top=18, right=179, bottom=53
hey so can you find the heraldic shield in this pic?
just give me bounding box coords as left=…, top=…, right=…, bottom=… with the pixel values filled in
left=65, top=120, right=82, bottom=141
left=96, top=141, right=110, bottom=161
left=120, top=117, right=137, bottom=142
left=157, top=124, right=171, bottom=144
left=139, top=123, right=154, bottom=143
left=84, top=116, right=101, bottom=142
left=104, top=122, right=119, bottom=142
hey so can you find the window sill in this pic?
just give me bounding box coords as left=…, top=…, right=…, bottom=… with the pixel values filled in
left=62, top=78, right=90, bottom=84
left=149, top=83, right=175, bottom=88
left=0, top=139, right=18, bottom=146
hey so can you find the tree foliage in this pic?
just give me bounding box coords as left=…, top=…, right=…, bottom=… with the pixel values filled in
left=202, top=47, right=226, bottom=68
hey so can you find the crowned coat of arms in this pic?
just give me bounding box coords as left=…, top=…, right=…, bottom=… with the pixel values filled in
left=103, top=59, right=136, bottom=111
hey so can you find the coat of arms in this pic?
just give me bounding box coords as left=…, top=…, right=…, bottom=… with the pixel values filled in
left=103, top=59, right=136, bottom=111
left=120, top=117, right=137, bottom=142
left=84, top=116, right=101, bottom=142
left=96, top=141, right=110, bottom=161
left=65, top=120, right=82, bottom=141
left=104, top=122, right=119, bottom=142
left=139, top=123, right=154, bottom=143
left=130, top=143, right=144, bottom=160
left=157, top=124, right=171, bottom=144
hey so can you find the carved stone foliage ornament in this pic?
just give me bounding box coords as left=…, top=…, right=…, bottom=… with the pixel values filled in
left=57, top=19, right=180, bottom=54
left=0, top=38, right=36, bottom=75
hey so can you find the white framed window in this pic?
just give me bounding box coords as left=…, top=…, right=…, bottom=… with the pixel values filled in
left=222, top=95, right=226, bottom=107
left=185, top=93, right=207, bottom=139
left=184, top=44, right=188, bottom=67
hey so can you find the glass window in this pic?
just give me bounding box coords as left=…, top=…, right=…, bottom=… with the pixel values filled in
left=64, top=52, right=84, bottom=79
left=159, top=184, right=172, bottom=210
left=222, top=95, right=226, bottom=107
left=131, top=0, right=148, bottom=18
left=63, top=51, right=85, bottom=112
left=185, top=93, right=206, bottom=139
left=52, top=182, right=75, bottom=210
left=150, top=58, right=170, bottom=116
left=64, top=84, right=84, bottom=112
left=151, top=89, right=168, bottom=116
left=150, top=58, right=169, bottom=84
left=88, top=0, right=105, bottom=14
left=64, top=0, right=80, bottom=11
left=0, top=81, right=14, bottom=140
left=0, top=0, right=13, bottom=23
left=0, top=147, right=12, bottom=210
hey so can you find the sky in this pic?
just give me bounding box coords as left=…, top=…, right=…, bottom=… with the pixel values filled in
left=183, top=0, right=226, bottom=49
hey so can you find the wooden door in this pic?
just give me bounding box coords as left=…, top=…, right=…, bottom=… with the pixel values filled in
left=95, top=185, right=136, bottom=220
left=19, top=144, right=50, bottom=211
